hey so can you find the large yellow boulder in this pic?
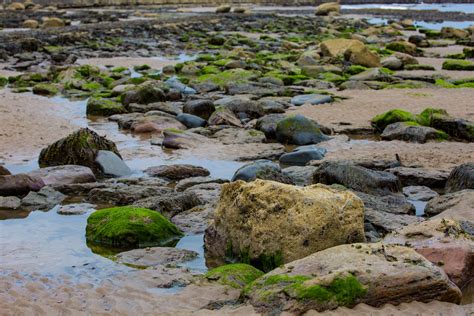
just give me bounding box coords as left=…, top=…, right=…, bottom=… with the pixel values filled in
left=42, top=17, right=65, bottom=28
left=204, top=180, right=365, bottom=271
left=7, top=2, right=25, bottom=10
left=23, top=19, right=39, bottom=29
left=320, top=38, right=381, bottom=67
left=315, top=2, right=340, bottom=16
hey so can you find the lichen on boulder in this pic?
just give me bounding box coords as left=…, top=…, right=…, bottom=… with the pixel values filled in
left=86, top=206, right=183, bottom=248
left=38, top=128, right=121, bottom=175
left=204, top=180, right=365, bottom=271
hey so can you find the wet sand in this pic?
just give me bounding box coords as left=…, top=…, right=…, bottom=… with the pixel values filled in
left=0, top=90, right=78, bottom=163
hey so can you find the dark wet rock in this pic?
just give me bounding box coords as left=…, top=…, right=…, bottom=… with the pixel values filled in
left=20, top=186, right=66, bottom=210
left=165, top=77, right=196, bottom=95
left=38, top=128, right=121, bottom=176
left=175, top=176, right=229, bottom=192
left=211, top=128, right=265, bottom=144
left=145, top=164, right=210, bottom=180
left=255, top=114, right=285, bottom=139
left=129, top=102, right=181, bottom=115
left=161, top=129, right=210, bottom=149
left=95, top=150, right=132, bottom=178
left=245, top=242, right=461, bottom=314
left=427, top=111, right=474, bottom=142
left=184, top=182, right=222, bottom=205
left=381, top=56, right=403, bottom=70
left=133, top=190, right=201, bottom=218
left=88, top=184, right=172, bottom=206
left=28, top=165, right=96, bottom=186
left=183, top=99, right=215, bottom=120
left=57, top=203, right=95, bottom=215
left=281, top=166, right=318, bottom=186
left=445, top=163, right=474, bottom=193
left=364, top=207, right=423, bottom=235
left=205, top=180, right=365, bottom=271
left=232, top=160, right=293, bottom=184
left=176, top=113, right=207, bottom=128
left=208, top=108, right=242, bottom=127
left=425, top=189, right=474, bottom=220
left=409, top=34, right=429, bottom=47
left=352, top=159, right=402, bottom=171
left=276, top=114, right=329, bottom=145
left=122, top=81, right=166, bottom=106
left=215, top=96, right=264, bottom=119
left=258, top=98, right=289, bottom=114
left=381, top=122, right=446, bottom=143
left=0, top=166, right=11, bottom=176
left=279, top=145, right=326, bottom=166
left=0, top=174, right=45, bottom=197
left=339, top=80, right=371, bottom=90
left=403, top=185, right=439, bottom=201
left=314, top=161, right=401, bottom=196
left=115, top=247, right=198, bottom=268
left=172, top=204, right=215, bottom=234
left=0, top=196, right=21, bottom=209
left=387, top=167, right=450, bottom=189
left=225, top=82, right=283, bottom=97
left=290, top=94, right=332, bottom=106
left=354, top=191, right=415, bottom=215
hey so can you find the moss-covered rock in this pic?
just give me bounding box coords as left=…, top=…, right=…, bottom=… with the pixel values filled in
left=371, top=109, right=417, bottom=131
left=417, top=108, right=450, bottom=126
left=0, top=76, right=8, bottom=87
left=86, top=97, right=127, bottom=116
left=205, top=263, right=264, bottom=289
left=32, top=83, right=59, bottom=96
left=86, top=206, right=183, bottom=248
left=386, top=41, right=418, bottom=56
left=38, top=128, right=121, bottom=175
left=442, top=59, right=474, bottom=71
left=276, top=114, right=329, bottom=145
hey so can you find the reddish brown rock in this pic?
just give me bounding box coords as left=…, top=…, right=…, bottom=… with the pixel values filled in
left=145, top=164, right=210, bottom=180
left=0, top=174, right=45, bottom=196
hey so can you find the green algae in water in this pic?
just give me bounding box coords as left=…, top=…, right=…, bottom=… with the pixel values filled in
left=86, top=206, right=183, bottom=248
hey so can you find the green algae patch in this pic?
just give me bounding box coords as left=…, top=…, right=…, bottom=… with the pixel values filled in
left=86, top=206, right=183, bottom=248
left=205, top=264, right=264, bottom=289
left=371, top=109, right=417, bottom=131
left=0, top=76, right=8, bottom=87
left=442, top=59, right=474, bottom=71
left=417, top=108, right=449, bottom=126
left=245, top=273, right=367, bottom=306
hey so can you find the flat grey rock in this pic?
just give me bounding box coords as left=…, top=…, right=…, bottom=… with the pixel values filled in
left=95, top=150, right=132, bottom=178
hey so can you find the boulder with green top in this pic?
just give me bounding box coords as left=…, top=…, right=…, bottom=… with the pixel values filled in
left=87, top=97, right=127, bottom=116
left=386, top=41, right=418, bottom=56
left=381, top=122, right=448, bottom=143
left=122, top=81, right=166, bottom=106
left=419, top=108, right=474, bottom=141
left=276, top=115, right=329, bottom=145
left=204, top=180, right=365, bottom=272
left=86, top=206, right=183, bottom=248
left=204, top=263, right=264, bottom=289
left=371, top=109, right=417, bottom=132
left=38, top=128, right=121, bottom=175
left=244, top=242, right=461, bottom=314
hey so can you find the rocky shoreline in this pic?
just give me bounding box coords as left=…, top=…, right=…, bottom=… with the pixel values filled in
left=0, top=2, right=473, bottom=315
